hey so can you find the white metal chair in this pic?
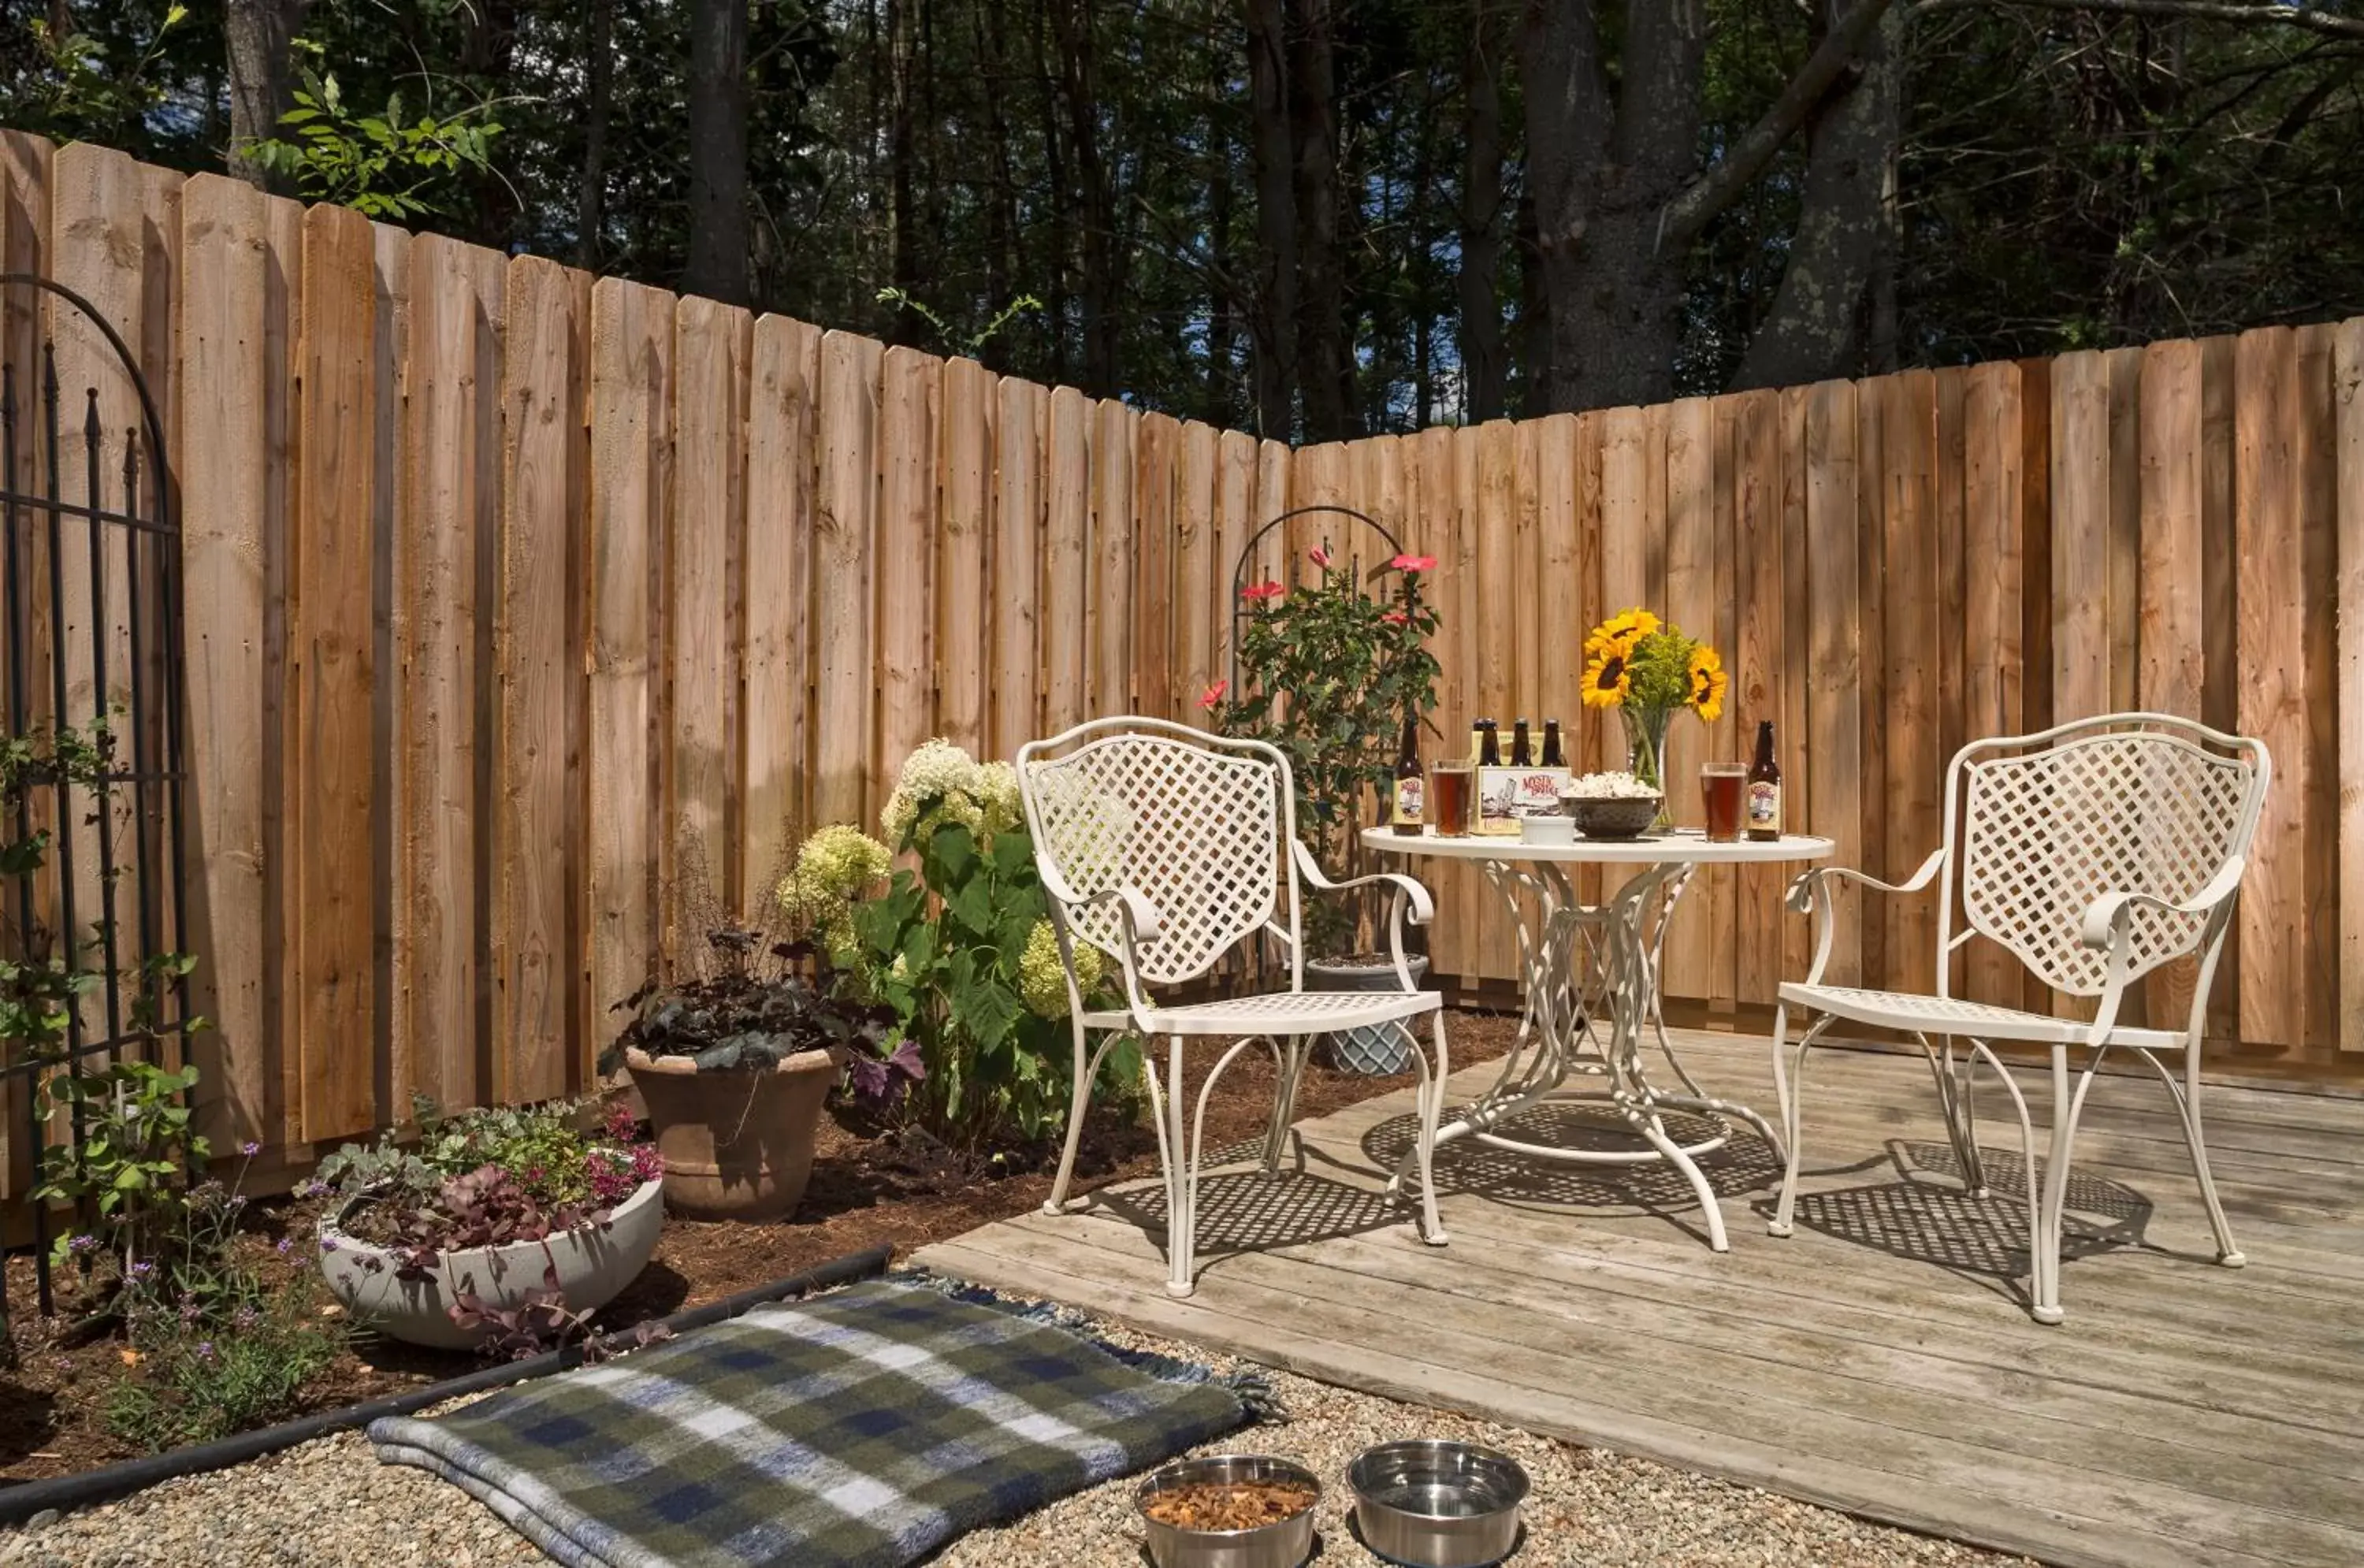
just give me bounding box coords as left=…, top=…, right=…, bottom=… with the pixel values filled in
left=1769, top=713, right=2269, bottom=1324
left=1018, top=716, right=1450, bottom=1298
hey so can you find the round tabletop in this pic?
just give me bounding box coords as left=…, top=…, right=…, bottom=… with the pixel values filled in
left=1361, top=825, right=1836, bottom=865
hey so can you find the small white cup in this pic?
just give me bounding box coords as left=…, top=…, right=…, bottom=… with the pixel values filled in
left=1521, top=815, right=1576, bottom=846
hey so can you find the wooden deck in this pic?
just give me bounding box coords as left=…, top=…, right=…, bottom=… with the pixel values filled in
left=915, top=1030, right=2364, bottom=1568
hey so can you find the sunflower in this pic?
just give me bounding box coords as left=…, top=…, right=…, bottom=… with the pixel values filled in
left=1686, top=645, right=1728, bottom=723
left=1587, top=608, right=1660, bottom=654
left=1582, top=641, right=1632, bottom=708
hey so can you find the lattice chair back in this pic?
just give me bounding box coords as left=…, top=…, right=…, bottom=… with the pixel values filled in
left=1017, top=719, right=1298, bottom=988
left=1943, top=714, right=2267, bottom=998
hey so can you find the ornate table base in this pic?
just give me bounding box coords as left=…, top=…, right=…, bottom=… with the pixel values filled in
left=1392, top=857, right=1786, bottom=1252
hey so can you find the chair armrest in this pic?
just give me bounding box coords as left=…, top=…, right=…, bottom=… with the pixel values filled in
left=1035, top=860, right=1164, bottom=945
left=2080, top=857, right=2246, bottom=950
left=1786, top=849, right=1944, bottom=986
left=1290, top=838, right=1436, bottom=924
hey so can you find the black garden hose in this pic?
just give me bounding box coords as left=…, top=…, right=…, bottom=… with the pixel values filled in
left=0, top=1243, right=894, bottom=1527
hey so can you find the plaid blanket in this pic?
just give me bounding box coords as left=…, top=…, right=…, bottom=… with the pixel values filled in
left=366, top=1277, right=1251, bottom=1568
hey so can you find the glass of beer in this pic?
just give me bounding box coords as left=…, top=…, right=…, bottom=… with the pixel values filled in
left=1430, top=761, right=1474, bottom=837
left=1701, top=764, right=1747, bottom=843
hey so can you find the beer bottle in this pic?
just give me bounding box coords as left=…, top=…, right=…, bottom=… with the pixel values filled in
left=1392, top=712, right=1424, bottom=836
left=1469, top=720, right=1488, bottom=764
left=1747, top=720, right=1782, bottom=841
left=1510, top=718, right=1533, bottom=767
left=1478, top=719, right=1502, bottom=767
left=1540, top=719, right=1566, bottom=768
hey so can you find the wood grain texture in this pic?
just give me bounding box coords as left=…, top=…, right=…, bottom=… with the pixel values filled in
left=1090, top=399, right=1136, bottom=719
left=990, top=378, right=1046, bottom=758
left=586, top=278, right=670, bottom=1020
left=813, top=330, right=880, bottom=828
left=1961, top=363, right=2026, bottom=1010
left=1474, top=422, right=1516, bottom=982
left=1041, top=386, right=1090, bottom=736
left=744, top=315, right=822, bottom=901
left=1662, top=398, right=1720, bottom=1002
left=1731, top=389, right=1786, bottom=1003
left=1881, top=373, right=1940, bottom=995
left=2136, top=340, right=2207, bottom=1031
left=2051, top=351, right=2114, bottom=727
left=398, top=234, right=504, bottom=1113
left=2234, top=329, right=2306, bottom=1052
left=1175, top=420, right=1220, bottom=726
left=875, top=347, right=936, bottom=787
left=2338, top=318, right=2364, bottom=1051
left=2295, top=325, right=2340, bottom=1055
left=294, top=203, right=377, bottom=1142
left=1132, top=411, right=1177, bottom=720
left=936, top=356, right=992, bottom=754
left=493, top=256, right=586, bottom=1105
left=177, top=174, right=271, bottom=1146
left=368, top=221, right=409, bottom=1135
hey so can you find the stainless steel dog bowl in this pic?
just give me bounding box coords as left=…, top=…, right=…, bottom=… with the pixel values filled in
left=1348, top=1440, right=1529, bottom=1568
left=1136, top=1454, right=1321, bottom=1568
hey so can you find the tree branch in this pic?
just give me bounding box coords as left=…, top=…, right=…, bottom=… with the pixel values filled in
left=1910, top=0, right=2364, bottom=41
left=1659, top=0, right=1901, bottom=255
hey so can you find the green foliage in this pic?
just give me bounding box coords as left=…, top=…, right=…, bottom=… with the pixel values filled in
left=318, top=1094, right=637, bottom=1213
left=833, top=743, right=1135, bottom=1146
left=1217, top=554, right=1440, bottom=955
left=875, top=288, right=1045, bottom=360
left=246, top=58, right=506, bottom=220
left=1, top=2, right=188, bottom=151
left=105, top=1281, right=344, bottom=1452
left=36, top=1061, right=206, bottom=1264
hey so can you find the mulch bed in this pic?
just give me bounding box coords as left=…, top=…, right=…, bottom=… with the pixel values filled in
left=0, top=1009, right=1515, bottom=1486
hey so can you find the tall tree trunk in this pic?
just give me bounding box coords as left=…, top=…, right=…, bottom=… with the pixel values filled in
left=1035, top=0, right=1072, bottom=384
left=1459, top=0, right=1507, bottom=422
left=1289, top=0, right=1353, bottom=440
left=684, top=0, right=753, bottom=305
left=224, top=0, right=307, bottom=187
left=1206, top=106, right=1240, bottom=429
left=1049, top=0, right=1118, bottom=395
left=1515, top=188, right=1552, bottom=414
left=575, top=0, right=614, bottom=270
left=977, top=0, right=1020, bottom=365
left=1245, top=0, right=1298, bottom=439
left=885, top=0, right=922, bottom=340
left=1730, top=7, right=1903, bottom=390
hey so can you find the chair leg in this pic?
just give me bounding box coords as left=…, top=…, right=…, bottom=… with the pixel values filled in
left=1409, top=1011, right=1450, bottom=1247
left=2164, top=1046, right=2245, bottom=1268
left=1041, top=1022, right=1100, bottom=1217
left=1769, top=1005, right=1805, bottom=1238
left=2031, top=1045, right=2088, bottom=1327
left=1262, top=1035, right=1306, bottom=1176
left=1160, top=1035, right=1199, bottom=1299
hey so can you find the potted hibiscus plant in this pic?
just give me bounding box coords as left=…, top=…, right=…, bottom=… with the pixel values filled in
left=610, top=867, right=920, bottom=1221
left=313, top=1098, right=664, bottom=1352
left=1214, top=543, right=1441, bottom=1072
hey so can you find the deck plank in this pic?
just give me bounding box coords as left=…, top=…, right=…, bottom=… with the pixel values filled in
left=919, top=1026, right=2364, bottom=1568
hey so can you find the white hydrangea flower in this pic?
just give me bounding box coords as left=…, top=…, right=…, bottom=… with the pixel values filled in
left=882, top=738, right=987, bottom=846
left=1018, top=918, right=1102, bottom=1019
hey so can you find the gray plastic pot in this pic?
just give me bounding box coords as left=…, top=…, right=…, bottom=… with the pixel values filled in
left=1303, top=954, right=1429, bottom=1074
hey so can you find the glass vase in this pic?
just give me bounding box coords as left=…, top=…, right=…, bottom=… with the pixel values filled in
left=1622, top=704, right=1676, bottom=828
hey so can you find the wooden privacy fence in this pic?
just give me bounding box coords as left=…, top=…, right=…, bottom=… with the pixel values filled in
left=0, top=132, right=2358, bottom=1192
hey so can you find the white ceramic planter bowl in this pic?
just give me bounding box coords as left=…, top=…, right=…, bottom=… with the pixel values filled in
left=318, top=1177, right=664, bottom=1351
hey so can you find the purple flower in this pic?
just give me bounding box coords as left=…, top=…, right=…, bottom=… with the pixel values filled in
left=128, top=1260, right=154, bottom=1280
left=179, top=1299, right=201, bottom=1323
left=318, top=1236, right=338, bottom=1254
left=67, top=1233, right=98, bottom=1254
left=240, top=1140, right=261, bottom=1157
left=275, top=1236, right=293, bottom=1257
left=195, top=1341, right=215, bottom=1362
left=232, top=1305, right=259, bottom=1331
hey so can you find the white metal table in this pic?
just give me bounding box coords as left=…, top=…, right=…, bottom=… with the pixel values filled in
left=1362, top=826, right=1834, bottom=1251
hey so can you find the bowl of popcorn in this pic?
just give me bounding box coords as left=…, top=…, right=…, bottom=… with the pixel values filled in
left=1560, top=771, right=1663, bottom=840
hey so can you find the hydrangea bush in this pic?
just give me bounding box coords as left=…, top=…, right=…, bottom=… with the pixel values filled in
left=793, top=739, right=1133, bottom=1146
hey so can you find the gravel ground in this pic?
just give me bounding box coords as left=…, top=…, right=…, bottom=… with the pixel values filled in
left=0, top=1306, right=2032, bottom=1568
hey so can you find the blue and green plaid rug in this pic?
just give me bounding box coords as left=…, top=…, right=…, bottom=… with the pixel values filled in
left=366, top=1275, right=1258, bottom=1568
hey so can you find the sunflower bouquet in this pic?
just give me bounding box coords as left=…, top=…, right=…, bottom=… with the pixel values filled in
left=1579, top=608, right=1727, bottom=812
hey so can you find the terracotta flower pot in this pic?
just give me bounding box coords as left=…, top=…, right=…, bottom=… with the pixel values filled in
left=318, top=1178, right=664, bottom=1351
left=623, top=1045, right=838, bottom=1221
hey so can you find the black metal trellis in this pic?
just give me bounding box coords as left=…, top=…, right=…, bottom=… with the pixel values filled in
left=0, top=273, right=191, bottom=1327
left=1225, top=503, right=1403, bottom=702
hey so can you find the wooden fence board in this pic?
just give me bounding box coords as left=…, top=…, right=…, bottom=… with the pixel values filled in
left=2296, top=325, right=2340, bottom=1053
left=814, top=330, right=880, bottom=829
left=668, top=299, right=748, bottom=938
left=1778, top=386, right=1813, bottom=986
left=2234, top=329, right=2306, bottom=1052
left=1212, top=429, right=1257, bottom=700
left=937, top=356, right=991, bottom=754
left=1175, top=420, right=1219, bottom=725
left=1663, top=398, right=1719, bottom=1001
left=1041, top=386, right=1090, bottom=736
left=875, top=347, right=936, bottom=791
left=586, top=278, right=669, bottom=1024
left=1090, top=399, right=1136, bottom=719
left=2106, top=347, right=2145, bottom=716
left=178, top=174, right=270, bottom=1147
left=397, top=235, right=503, bottom=1113
left=1474, top=423, right=1516, bottom=980
left=1813, top=379, right=1867, bottom=990
left=1731, top=389, right=1785, bottom=1003
left=2051, top=351, right=2113, bottom=730
left=1536, top=415, right=1581, bottom=740
left=2337, top=318, right=2364, bottom=1053
left=1881, top=372, right=1940, bottom=997
left=744, top=314, right=822, bottom=905
left=493, top=256, right=585, bottom=1106
left=1133, top=411, right=1176, bottom=721
left=293, top=203, right=377, bottom=1141
left=990, top=378, right=1046, bottom=759
left=262, top=193, right=304, bottom=1143
left=1253, top=439, right=1291, bottom=593
left=368, top=221, right=408, bottom=1132
left=1961, top=362, right=2025, bottom=1011
left=2199, top=335, right=2240, bottom=1045
left=2137, top=340, right=2207, bottom=1031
